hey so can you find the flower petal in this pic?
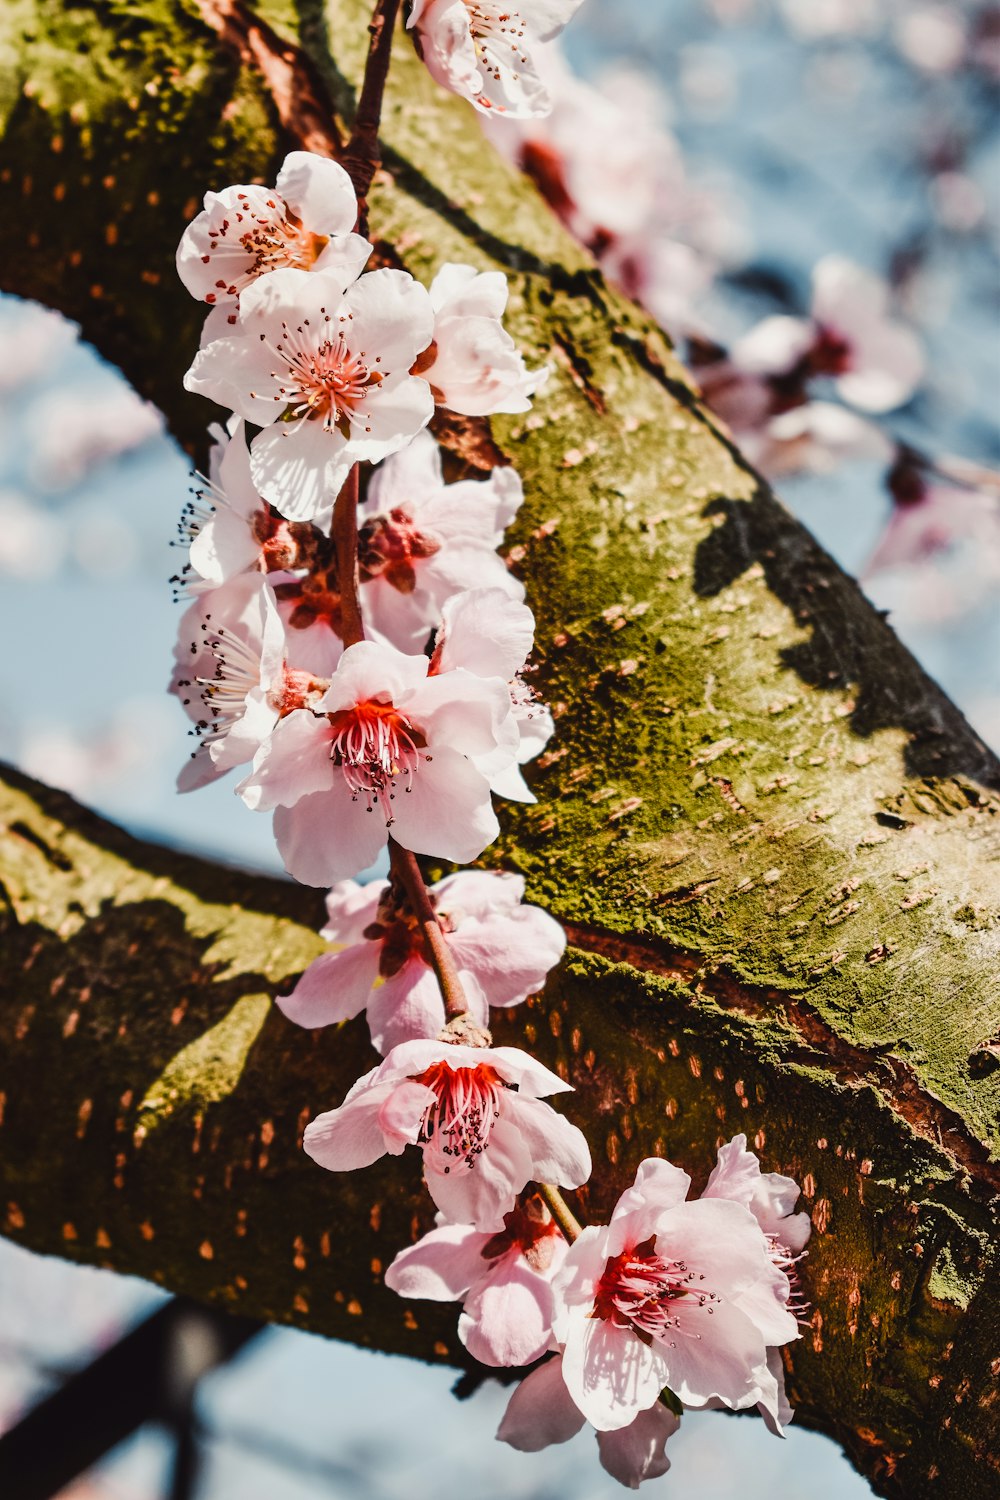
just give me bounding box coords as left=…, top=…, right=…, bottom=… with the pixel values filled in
left=496, top=1355, right=586, bottom=1452
left=321, top=879, right=384, bottom=943
left=272, top=783, right=388, bottom=885
left=504, top=1094, right=591, bottom=1190
left=385, top=1221, right=491, bottom=1301
left=657, top=1296, right=768, bottom=1410
left=319, top=638, right=429, bottom=715
left=388, top=746, right=499, bottom=866
left=365, top=958, right=445, bottom=1054
left=377, top=1078, right=437, bottom=1150
left=249, top=419, right=352, bottom=533
left=274, top=151, right=358, bottom=238
left=343, top=268, right=435, bottom=371
left=446, top=902, right=566, bottom=1008
left=596, top=1402, right=679, bottom=1488
left=461, top=1257, right=558, bottom=1367
left=277, top=941, right=381, bottom=1029
left=425, top=1112, right=532, bottom=1231
left=304, top=1082, right=395, bottom=1171
left=237, top=710, right=332, bottom=812
left=562, top=1314, right=670, bottom=1431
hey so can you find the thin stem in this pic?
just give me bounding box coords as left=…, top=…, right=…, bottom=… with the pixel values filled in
left=388, top=841, right=471, bottom=1021
left=537, top=1183, right=583, bottom=1243
left=331, top=465, right=364, bottom=647
left=342, top=0, right=403, bottom=235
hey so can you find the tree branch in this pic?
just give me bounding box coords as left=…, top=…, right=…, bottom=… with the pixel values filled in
left=1, top=3, right=999, bottom=1496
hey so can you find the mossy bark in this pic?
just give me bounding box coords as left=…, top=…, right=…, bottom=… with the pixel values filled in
left=1, top=3, right=998, bottom=1496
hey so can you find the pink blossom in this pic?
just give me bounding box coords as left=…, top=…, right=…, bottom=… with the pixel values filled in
left=865, top=480, right=1000, bottom=576
left=733, top=256, right=924, bottom=414
left=498, top=1353, right=679, bottom=1488
left=407, top=1, right=586, bottom=118
left=176, top=151, right=371, bottom=313
left=238, top=638, right=516, bottom=884
left=385, top=1196, right=568, bottom=1365
left=169, top=575, right=331, bottom=792
left=751, top=400, right=893, bottom=476
left=549, top=1157, right=800, bottom=1431
left=278, top=868, right=566, bottom=1052
left=418, top=263, right=543, bottom=415
left=482, top=50, right=725, bottom=337
left=359, top=431, right=524, bottom=652
left=703, top=1133, right=812, bottom=1258
left=303, top=1038, right=591, bottom=1230
left=431, top=587, right=554, bottom=801
left=811, top=256, right=924, bottom=411
left=177, top=419, right=311, bottom=590
left=185, top=266, right=435, bottom=532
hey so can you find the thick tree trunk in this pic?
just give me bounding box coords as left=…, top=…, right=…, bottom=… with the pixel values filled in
left=1, top=3, right=998, bottom=1496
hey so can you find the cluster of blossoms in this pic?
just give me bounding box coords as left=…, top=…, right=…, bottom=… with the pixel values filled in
left=481, top=30, right=1000, bottom=587
left=168, top=7, right=813, bottom=1485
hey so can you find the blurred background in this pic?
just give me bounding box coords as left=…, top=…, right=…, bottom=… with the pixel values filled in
left=0, top=0, right=997, bottom=1494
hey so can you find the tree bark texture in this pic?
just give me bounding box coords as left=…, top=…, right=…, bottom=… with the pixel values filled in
left=0, top=4, right=998, bottom=1496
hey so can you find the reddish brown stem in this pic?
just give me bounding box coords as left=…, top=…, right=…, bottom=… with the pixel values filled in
left=331, top=465, right=364, bottom=647
left=342, top=0, right=403, bottom=235
left=388, top=841, right=470, bottom=1021
left=537, top=1183, right=584, bottom=1243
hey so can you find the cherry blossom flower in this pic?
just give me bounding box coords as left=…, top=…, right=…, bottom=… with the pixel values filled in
left=278, top=868, right=566, bottom=1052
left=303, top=1038, right=591, bottom=1230
left=431, top=587, right=554, bottom=801
left=733, top=255, right=924, bottom=414
left=176, top=152, right=371, bottom=315
left=702, top=1133, right=812, bottom=1259
left=385, top=1196, right=568, bottom=1366
left=498, top=1352, right=679, bottom=1488
left=177, top=419, right=312, bottom=591
left=407, top=1, right=586, bottom=118
left=865, top=477, right=1000, bottom=577
left=484, top=50, right=724, bottom=337
left=750, top=400, right=893, bottom=476
left=418, top=263, right=542, bottom=415
left=552, top=1156, right=798, bottom=1430
left=170, top=575, right=332, bottom=792
left=359, top=431, right=524, bottom=652
left=238, top=638, right=517, bottom=884
left=499, top=1148, right=805, bottom=1483
left=185, top=266, right=435, bottom=532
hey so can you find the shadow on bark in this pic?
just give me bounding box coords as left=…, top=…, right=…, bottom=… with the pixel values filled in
left=692, top=491, right=1000, bottom=788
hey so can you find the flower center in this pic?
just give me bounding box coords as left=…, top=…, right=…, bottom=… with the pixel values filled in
left=414, top=1061, right=506, bottom=1172
left=269, top=667, right=329, bottom=717
left=202, top=192, right=329, bottom=302
left=326, top=699, right=426, bottom=811
left=358, top=507, right=442, bottom=594
left=592, top=1237, right=718, bottom=1346
left=464, top=4, right=529, bottom=101
left=263, top=320, right=383, bottom=433
left=364, top=882, right=458, bottom=977
left=182, top=621, right=265, bottom=746
left=481, top=1197, right=561, bottom=1270
left=808, top=324, right=854, bottom=377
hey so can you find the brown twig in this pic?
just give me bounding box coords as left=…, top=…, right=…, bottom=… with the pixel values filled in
left=388, top=841, right=471, bottom=1021
left=537, top=1183, right=584, bottom=1243
left=342, top=0, right=403, bottom=235
left=191, top=0, right=342, bottom=156
left=331, top=465, right=365, bottom=647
